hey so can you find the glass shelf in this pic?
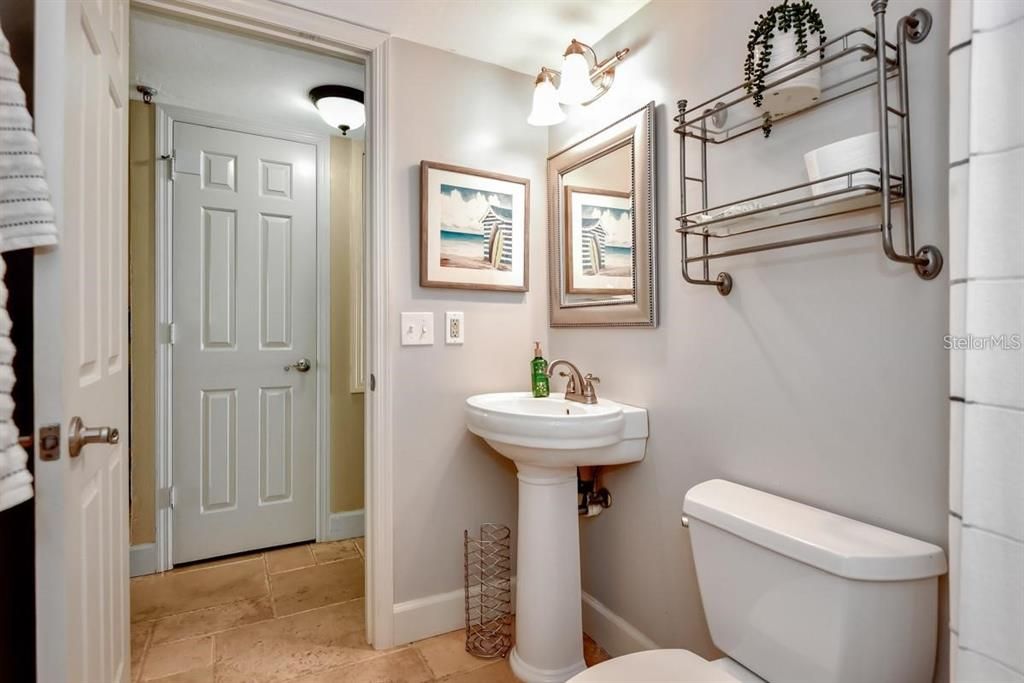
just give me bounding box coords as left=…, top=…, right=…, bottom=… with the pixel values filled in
left=676, top=168, right=903, bottom=238
left=673, top=28, right=899, bottom=144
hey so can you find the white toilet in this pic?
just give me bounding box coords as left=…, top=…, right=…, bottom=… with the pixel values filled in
left=569, top=479, right=947, bottom=683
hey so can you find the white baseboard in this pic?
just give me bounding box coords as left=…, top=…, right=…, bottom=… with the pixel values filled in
left=393, top=579, right=517, bottom=646
left=130, top=543, right=157, bottom=577
left=390, top=584, right=652, bottom=656
left=326, top=509, right=365, bottom=541
left=582, top=591, right=659, bottom=657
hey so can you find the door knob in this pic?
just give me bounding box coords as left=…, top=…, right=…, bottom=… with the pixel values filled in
left=284, top=358, right=312, bottom=373
left=68, top=416, right=120, bottom=458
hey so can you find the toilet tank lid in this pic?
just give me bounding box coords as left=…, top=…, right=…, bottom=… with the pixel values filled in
left=683, top=480, right=947, bottom=581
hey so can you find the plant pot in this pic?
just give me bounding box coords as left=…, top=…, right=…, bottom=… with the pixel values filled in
left=803, top=130, right=902, bottom=205
left=759, top=32, right=821, bottom=117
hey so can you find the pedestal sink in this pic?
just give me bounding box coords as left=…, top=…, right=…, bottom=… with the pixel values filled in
left=465, top=392, right=648, bottom=682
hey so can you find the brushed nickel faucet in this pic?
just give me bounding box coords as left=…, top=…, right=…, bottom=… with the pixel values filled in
left=546, top=359, right=600, bottom=404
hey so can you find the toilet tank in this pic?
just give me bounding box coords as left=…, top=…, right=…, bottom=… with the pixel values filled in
left=683, top=480, right=947, bottom=683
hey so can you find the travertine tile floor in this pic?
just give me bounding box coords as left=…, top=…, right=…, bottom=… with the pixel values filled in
left=131, top=538, right=610, bottom=682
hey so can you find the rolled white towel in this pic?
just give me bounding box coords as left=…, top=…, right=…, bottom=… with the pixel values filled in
left=0, top=336, right=14, bottom=365
left=0, top=421, right=16, bottom=449
left=0, top=364, right=13, bottom=397
left=0, top=444, right=34, bottom=511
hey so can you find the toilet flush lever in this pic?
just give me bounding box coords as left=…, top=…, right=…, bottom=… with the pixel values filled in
left=681, top=515, right=690, bottom=528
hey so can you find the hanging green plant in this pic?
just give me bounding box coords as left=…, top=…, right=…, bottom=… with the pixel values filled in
left=743, top=0, right=826, bottom=137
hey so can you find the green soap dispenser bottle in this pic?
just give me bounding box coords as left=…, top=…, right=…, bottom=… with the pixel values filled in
left=531, top=341, right=550, bottom=398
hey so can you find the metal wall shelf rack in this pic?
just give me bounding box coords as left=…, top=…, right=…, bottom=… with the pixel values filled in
left=674, top=0, right=942, bottom=295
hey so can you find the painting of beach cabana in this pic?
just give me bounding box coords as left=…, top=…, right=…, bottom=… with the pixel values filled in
left=421, top=162, right=530, bottom=291
left=564, top=186, right=633, bottom=295
left=439, top=185, right=514, bottom=271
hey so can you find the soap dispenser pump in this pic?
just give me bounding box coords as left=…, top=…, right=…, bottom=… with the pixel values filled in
left=531, top=341, right=549, bottom=398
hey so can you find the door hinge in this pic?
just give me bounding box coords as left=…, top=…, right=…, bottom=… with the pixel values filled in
left=161, top=150, right=176, bottom=182
left=163, top=322, right=176, bottom=345
left=160, top=485, right=176, bottom=509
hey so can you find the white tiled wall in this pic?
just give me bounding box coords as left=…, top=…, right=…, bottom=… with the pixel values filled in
left=948, top=2, right=1024, bottom=681
left=972, top=0, right=1024, bottom=30
left=967, top=149, right=1024, bottom=279
left=947, top=163, right=969, bottom=281
left=962, top=404, right=1024, bottom=541
left=959, top=529, right=1024, bottom=672
left=958, top=648, right=1024, bottom=683
left=964, top=281, right=1024, bottom=408
left=968, top=19, right=1023, bottom=154
left=949, top=401, right=964, bottom=516
left=947, top=44, right=971, bottom=164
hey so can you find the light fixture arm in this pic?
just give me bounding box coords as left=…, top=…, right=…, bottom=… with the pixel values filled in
left=592, top=48, right=629, bottom=79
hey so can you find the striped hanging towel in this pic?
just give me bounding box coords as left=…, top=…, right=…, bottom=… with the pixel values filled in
left=0, top=23, right=58, bottom=250
left=0, top=20, right=59, bottom=511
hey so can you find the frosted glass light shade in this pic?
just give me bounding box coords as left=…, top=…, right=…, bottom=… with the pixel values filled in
left=528, top=79, right=566, bottom=126
left=310, top=85, right=365, bottom=135
left=557, top=52, right=597, bottom=105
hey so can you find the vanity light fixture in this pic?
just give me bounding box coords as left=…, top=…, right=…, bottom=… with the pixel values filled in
left=527, top=69, right=567, bottom=126
left=527, top=39, right=630, bottom=126
left=309, top=85, right=365, bottom=136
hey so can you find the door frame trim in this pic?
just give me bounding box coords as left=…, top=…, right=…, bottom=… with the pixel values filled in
left=153, top=105, right=332, bottom=566
left=135, top=0, right=396, bottom=648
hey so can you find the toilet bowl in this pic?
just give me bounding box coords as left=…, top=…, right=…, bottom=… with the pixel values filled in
left=568, top=480, right=947, bottom=683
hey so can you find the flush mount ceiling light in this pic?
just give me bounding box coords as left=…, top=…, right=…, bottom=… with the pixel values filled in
left=309, top=85, right=365, bottom=136
left=528, top=39, right=630, bottom=126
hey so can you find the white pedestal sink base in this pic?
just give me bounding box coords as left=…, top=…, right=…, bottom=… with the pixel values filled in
left=512, top=463, right=587, bottom=683
left=464, top=393, right=649, bottom=682
left=510, top=648, right=587, bottom=683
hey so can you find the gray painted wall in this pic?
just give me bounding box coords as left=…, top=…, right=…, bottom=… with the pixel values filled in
left=388, top=38, right=549, bottom=604
left=546, top=0, right=951, bottom=675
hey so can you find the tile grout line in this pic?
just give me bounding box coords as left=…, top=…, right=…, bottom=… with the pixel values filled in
left=137, top=623, right=154, bottom=683
left=268, top=595, right=368, bottom=621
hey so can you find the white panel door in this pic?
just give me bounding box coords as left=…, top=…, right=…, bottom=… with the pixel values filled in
left=33, top=0, right=130, bottom=681
left=171, top=122, right=318, bottom=563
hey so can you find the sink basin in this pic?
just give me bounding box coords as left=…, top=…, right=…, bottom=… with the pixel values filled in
left=465, top=391, right=648, bottom=683
left=465, top=392, right=648, bottom=467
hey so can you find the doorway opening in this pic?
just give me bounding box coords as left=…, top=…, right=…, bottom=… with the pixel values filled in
left=126, top=3, right=367, bottom=631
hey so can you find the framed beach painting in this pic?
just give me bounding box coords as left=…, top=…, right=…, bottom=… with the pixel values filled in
left=420, top=161, right=530, bottom=292
left=564, top=186, right=633, bottom=295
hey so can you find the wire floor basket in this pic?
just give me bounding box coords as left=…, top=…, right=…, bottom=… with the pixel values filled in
left=464, top=523, right=513, bottom=659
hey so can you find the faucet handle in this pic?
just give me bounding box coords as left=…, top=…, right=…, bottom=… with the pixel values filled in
left=559, top=371, right=578, bottom=392
left=584, top=373, right=600, bottom=385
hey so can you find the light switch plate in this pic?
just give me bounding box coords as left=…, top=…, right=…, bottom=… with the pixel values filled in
left=401, top=312, right=434, bottom=346
left=445, top=312, right=465, bottom=345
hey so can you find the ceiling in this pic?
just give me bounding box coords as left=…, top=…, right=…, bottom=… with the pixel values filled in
left=277, top=0, right=651, bottom=75
left=130, top=10, right=365, bottom=137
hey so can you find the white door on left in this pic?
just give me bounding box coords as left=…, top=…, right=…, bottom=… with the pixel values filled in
left=33, top=1, right=130, bottom=681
